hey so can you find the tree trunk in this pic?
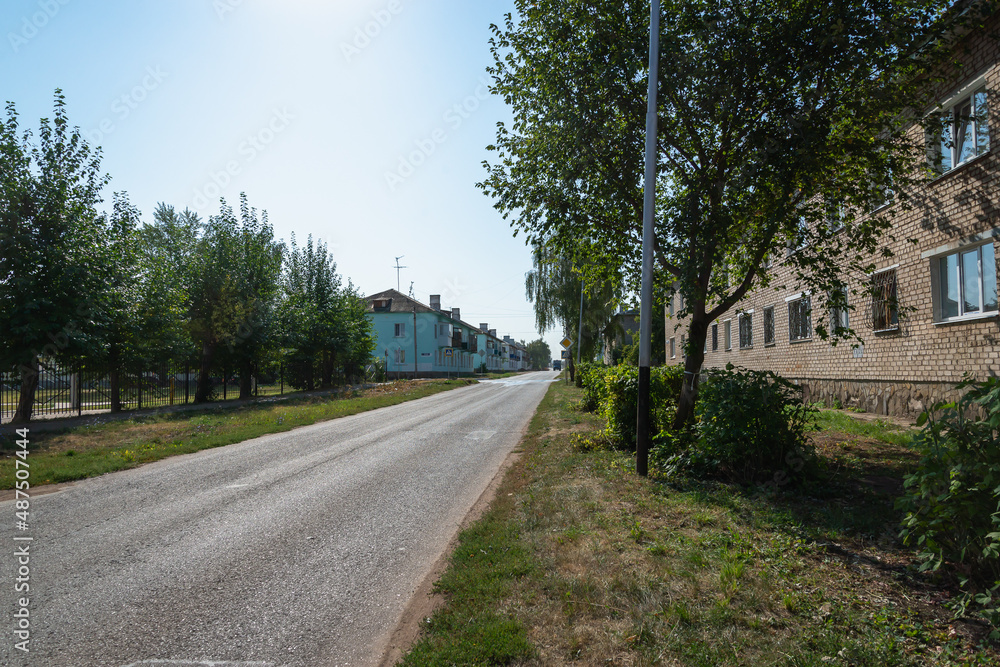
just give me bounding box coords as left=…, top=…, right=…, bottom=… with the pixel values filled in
left=568, top=355, right=576, bottom=383
left=11, top=357, right=40, bottom=425
left=672, top=312, right=709, bottom=431
left=195, top=343, right=215, bottom=403
left=239, top=356, right=253, bottom=400
left=322, top=350, right=334, bottom=388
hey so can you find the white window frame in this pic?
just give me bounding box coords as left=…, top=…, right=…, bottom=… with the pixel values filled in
left=723, top=319, right=732, bottom=351
left=394, top=348, right=406, bottom=364
left=927, top=76, right=990, bottom=175
left=829, top=289, right=850, bottom=335
left=711, top=323, right=719, bottom=351
left=394, top=323, right=406, bottom=337
left=669, top=337, right=676, bottom=359
left=932, top=242, right=998, bottom=323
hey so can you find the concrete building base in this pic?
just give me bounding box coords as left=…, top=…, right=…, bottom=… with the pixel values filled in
left=791, top=377, right=968, bottom=419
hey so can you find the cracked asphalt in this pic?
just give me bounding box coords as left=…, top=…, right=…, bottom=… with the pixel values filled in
left=0, top=372, right=557, bottom=667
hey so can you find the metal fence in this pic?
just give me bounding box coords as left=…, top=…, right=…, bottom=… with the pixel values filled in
left=1, top=362, right=291, bottom=424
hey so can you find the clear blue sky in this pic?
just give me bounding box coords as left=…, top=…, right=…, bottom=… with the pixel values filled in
left=1, top=0, right=566, bottom=360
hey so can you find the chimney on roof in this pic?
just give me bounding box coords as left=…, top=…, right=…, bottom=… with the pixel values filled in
left=489, top=329, right=497, bottom=337
left=429, top=294, right=441, bottom=310
left=504, top=336, right=513, bottom=344
left=480, top=323, right=489, bottom=331
left=452, top=308, right=460, bottom=321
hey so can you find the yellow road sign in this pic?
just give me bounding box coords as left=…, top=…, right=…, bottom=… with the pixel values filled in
left=560, top=337, right=573, bottom=349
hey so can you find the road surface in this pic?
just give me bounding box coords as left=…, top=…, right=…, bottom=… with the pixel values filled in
left=1, top=372, right=557, bottom=667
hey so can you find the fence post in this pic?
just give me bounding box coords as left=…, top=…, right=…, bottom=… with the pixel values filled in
left=223, top=364, right=227, bottom=401
left=137, top=367, right=143, bottom=411
left=280, top=363, right=284, bottom=395
left=185, top=363, right=190, bottom=405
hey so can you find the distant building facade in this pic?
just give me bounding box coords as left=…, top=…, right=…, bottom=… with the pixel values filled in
left=365, top=289, right=527, bottom=378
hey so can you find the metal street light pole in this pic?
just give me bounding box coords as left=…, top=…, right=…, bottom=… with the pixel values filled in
left=576, top=282, right=584, bottom=371
left=636, top=0, right=660, bottom=477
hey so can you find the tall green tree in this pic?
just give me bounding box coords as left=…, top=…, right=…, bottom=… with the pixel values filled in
left=188, top=194, right=283, bottom=402
left=483, top=0, right=964, bottom=428
left=91, top=195, right=192, bottom=412
left=524, top=243, right=620, bottom=379
left=525, top=338, right=552, bottom=370
left=137, top=203, right=200, bottom=365
left=0, top=92, right=111, bottom=423
left=280, top=237, right=376, bottom=390
left=280, top=234, right=343, bottom=390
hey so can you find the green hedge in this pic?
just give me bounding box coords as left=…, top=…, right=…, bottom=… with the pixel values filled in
left=595, top=364, right=684, bottom=450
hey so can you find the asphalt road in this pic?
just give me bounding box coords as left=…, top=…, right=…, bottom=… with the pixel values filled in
left=0, top=372, right=558, bottom=667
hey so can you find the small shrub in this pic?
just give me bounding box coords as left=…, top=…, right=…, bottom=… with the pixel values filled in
left=577, top=362, right=609, bottom=413
left=897, top=377, right=1000, bottom=624
left=601, top=364, right=684, bottom=449
left=689, top=365, right=816, bottom=484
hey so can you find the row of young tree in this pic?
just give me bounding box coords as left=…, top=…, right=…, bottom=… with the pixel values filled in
left=0, top=93, right=375, bottom=424
left=484, top=0, right=980, bottom=428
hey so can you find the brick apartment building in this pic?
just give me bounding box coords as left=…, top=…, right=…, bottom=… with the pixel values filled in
left=669, top=5, right=999, bottom=418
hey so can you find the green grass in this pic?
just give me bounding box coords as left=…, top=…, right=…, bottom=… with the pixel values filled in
left=0, top=379, right=475, bottom=489
left=813, top=408, right=916, bottom=447
left=400, top=383, right=997, bottom=665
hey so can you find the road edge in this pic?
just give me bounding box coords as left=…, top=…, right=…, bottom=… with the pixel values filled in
left=375, top=434, right=528, bottom=666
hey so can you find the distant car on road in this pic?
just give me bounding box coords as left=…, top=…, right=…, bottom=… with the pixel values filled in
left=552, top=360, right=562, bottom=371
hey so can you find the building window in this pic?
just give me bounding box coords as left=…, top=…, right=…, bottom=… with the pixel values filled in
left=711, top=323, right=718, bottom=351
left=929, top=85, right=989, bottom=174
left=763, top=306, right=775, bottom=346
left=738, top=311, right=753, bottom=349
left=826, top=199, right=845, bottom=233
left=870, top=269, right=899, bottom=332
left=394, top=323, right=406, bottom=337
left=670, top=337, right=676, bottom=359
left=724, top=320, right=732, bottom=351
left=394, top=349, right=406, bottom=364
left=788, top=295, right=812, bottom=342
left=830, top=291, right=850, bottom=334
left=937, top=243, right=998, bottom=321
left=794, top=215, right=809, bottom=250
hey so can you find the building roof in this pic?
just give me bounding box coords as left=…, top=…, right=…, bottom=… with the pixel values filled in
left=366, top=289, right=491, bottom=336
left=366, top=289, right=440, bottom=315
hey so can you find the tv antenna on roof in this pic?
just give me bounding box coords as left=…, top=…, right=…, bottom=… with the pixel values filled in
left=408, top=281, right=415, bottom=298
left=393, top=255, right=407, bottom=292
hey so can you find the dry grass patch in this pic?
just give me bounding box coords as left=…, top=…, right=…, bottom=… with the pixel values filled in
left=403, top=383, right=998, bottom=666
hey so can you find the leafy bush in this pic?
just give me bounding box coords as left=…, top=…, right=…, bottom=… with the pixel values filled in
left=897, top=378, right=1000, bottom=624
left=601, top=364, right=684, bottom=449
left=577, top=362, right=609, bottom=413
left=688, top=365, right=816, bottom=484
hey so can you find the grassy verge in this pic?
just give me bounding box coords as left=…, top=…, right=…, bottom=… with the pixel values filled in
left=813, top=408, right=915, bottom=447
left=0, top=379, right=475, bottom=489
left=402, top=383, right=997, bottom=665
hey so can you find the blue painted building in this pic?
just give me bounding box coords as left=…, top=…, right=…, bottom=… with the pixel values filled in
left=366, top=290, right=481, bottom=378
